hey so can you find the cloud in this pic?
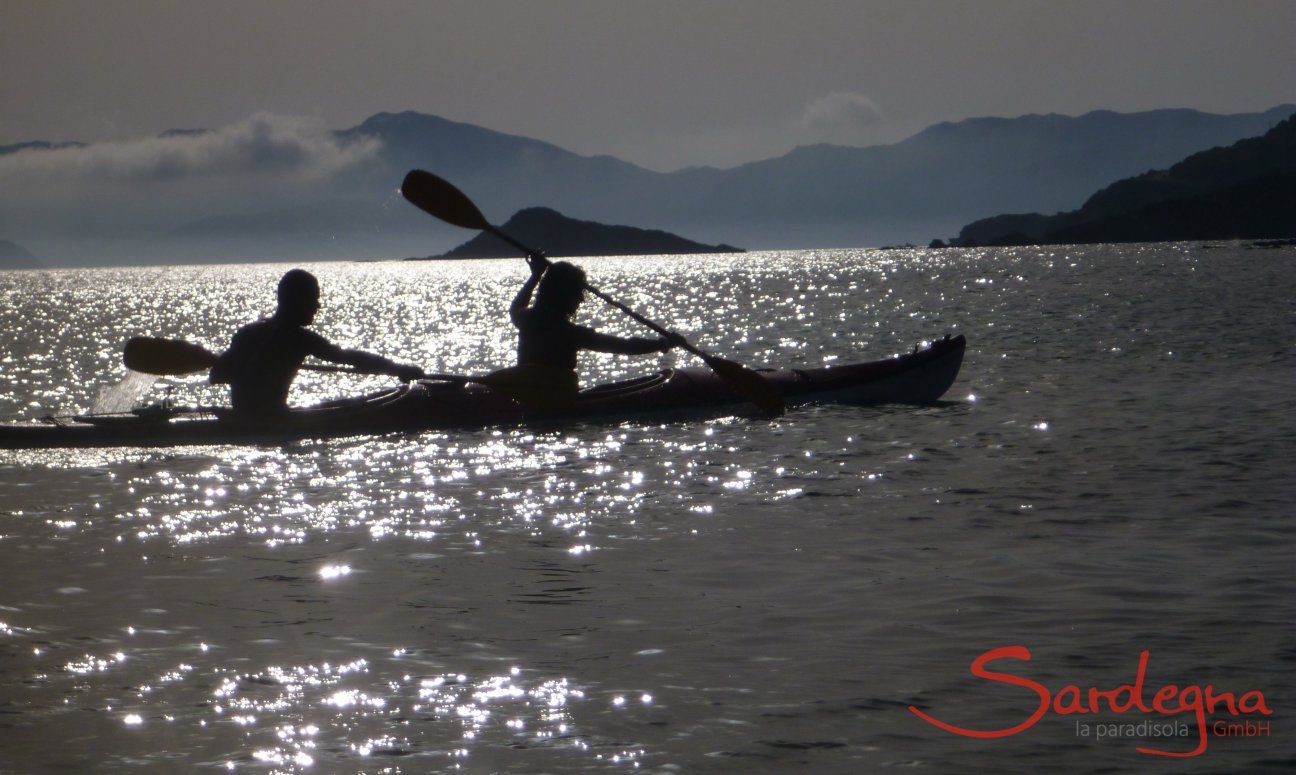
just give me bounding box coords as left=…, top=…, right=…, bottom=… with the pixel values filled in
left=0, top=113, right=379, bottom=186
left=797, top=92, right=884, bottom=146
left=0, top=114, right=384, bottom=246
left=610, top=94, right=889, bottom=170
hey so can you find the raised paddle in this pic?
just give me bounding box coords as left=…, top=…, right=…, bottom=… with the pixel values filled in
left=399, top=169, right=785, bottom=415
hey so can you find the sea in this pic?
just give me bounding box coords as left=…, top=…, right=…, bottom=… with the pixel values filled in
left=0, top=243, right=1291, bottom=774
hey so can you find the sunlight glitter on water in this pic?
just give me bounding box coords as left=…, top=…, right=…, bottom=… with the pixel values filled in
left=186, top=657, right=593, bottom=770
left=3, top=246, right=1292, bottom=773
left=19, top=415, right=830, bottom=555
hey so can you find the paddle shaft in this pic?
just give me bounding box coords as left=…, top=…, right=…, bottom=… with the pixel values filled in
left=485, top=225, right=533, bottom=257
left=302, top=363, right=365, bottom=375
left=302, top=363, right=464, bottom=382
left=125, top=336, right=470, bottom=382
left=217, top=361, right=472, bottom=383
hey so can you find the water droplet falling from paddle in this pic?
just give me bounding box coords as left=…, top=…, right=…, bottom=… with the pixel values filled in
left=91, top=370, right=157, bottom=414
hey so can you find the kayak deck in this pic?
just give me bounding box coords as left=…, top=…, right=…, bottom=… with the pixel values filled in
left=0, top=335, right=965, bottom=449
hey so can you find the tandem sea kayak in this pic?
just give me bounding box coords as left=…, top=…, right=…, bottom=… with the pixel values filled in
left=0, top=335, right=965, bottom=449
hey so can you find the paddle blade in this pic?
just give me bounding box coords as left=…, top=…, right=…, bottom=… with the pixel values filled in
left=401, top=170, right=491, bottom=231
left=700, top=354, right=785, bottom=415
left=123, top=337, right=219, bottom=376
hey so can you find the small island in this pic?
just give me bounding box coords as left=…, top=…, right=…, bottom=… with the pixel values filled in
left=409, top=207, right=742, bottom=260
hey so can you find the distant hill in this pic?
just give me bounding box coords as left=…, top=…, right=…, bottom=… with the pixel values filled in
left=419, top=207, right=741, bottom=260
left=957, top=114, right=1296, bottom=245
left=343, top=106, right=1296, bottom=250
left=0, top=240, right=40, bottom=268
left=157, top=128, right=210, bottom=139
left=0, top=140, right=85, bottom=156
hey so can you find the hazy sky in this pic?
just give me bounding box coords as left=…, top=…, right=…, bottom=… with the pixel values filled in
left=3, top=0, right=1292, bottom=170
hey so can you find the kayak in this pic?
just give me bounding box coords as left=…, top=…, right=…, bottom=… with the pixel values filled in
left=1, top=335, right=965, bottom=449
left=0, top=335, right=965, bottom=449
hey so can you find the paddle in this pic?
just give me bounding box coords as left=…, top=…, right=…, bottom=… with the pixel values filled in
left=122, top=336, right=563, bottom=391
left=399, top=169, right=785, bottom=414
left=124, top=337, right=373, bottom=377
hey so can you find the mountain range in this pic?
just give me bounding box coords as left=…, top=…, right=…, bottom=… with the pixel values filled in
left=1, top=104, right=1292, bottom=266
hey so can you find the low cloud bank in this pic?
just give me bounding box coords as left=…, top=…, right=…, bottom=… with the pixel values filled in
left=0, top=114, right=384, bottom=255
left=0, top=113, right=379, bottom=185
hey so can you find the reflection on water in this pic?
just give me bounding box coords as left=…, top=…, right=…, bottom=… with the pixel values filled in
left=47, top=640, right=600, bottom=769
left=1, top=246, right=1293, bottom=772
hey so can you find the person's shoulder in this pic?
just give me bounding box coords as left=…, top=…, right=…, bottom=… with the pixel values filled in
left=262, top=317, right=317, bottom=339
left=231, top=317, right=273, bottom=340
left=297, top=327, right=331, bottom=347
left=282, top=324, right=333, bottom=356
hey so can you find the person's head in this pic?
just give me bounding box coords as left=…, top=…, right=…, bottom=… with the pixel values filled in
left=533, top=261, right=586, bottom=318
left=275, top=269, right=321, bottom=325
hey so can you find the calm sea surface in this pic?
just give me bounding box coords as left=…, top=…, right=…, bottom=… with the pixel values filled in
left=0, top=245, right=1291, bottom=773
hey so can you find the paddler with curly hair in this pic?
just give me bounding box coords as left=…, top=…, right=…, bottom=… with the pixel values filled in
left=501, top=253, right=685, bottom=399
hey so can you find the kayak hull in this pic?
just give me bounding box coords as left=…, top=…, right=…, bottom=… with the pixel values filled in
left=0, top=335, right=965, bottom=449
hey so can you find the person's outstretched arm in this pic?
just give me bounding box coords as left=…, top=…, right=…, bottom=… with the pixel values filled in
left=577, top=327, right=686, bottom=356
left=307, top=333, right=424, bottom=381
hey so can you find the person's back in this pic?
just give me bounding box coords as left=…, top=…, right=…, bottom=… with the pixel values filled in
left=214, top=316, right=332, bottom=413
left=210, top=269, right=424, bottom=414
